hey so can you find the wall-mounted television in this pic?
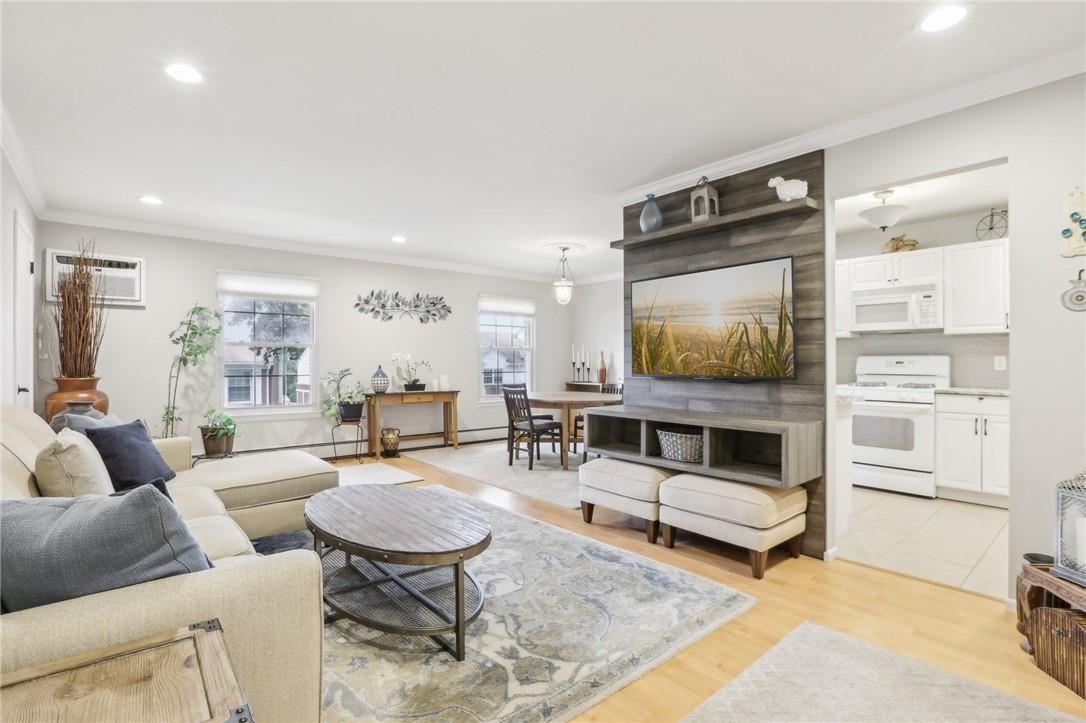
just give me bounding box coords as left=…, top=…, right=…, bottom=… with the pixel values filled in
left=630, top=256, right=795, bottom=380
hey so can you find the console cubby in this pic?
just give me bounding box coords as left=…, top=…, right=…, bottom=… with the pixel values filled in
left=584, top=405, right=822, bottom=489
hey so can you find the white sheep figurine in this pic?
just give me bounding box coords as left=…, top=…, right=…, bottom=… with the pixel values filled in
left=768, top=176, right=808, bottom=202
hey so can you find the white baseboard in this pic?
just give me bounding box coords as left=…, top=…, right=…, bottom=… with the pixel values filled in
left=823, top=546, right=840, bottom=561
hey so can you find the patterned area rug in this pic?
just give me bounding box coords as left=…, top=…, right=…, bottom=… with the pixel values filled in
left=256, top=487, right=755, bottom=722
left=684, top=622, right=1077, bottom=722
left=405, top=441, right=584, bottom=508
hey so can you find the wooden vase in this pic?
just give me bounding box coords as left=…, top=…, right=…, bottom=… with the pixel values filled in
left=598, top=352, right=607, bottom=384
left=44, top=377, right=109, bottom=421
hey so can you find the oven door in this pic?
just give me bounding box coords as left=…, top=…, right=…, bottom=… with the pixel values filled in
left=850, top=400, right=934, bottom=472
left=851, top=292, right=915, bottom=332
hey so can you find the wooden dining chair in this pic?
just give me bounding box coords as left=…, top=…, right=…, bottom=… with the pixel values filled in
left=502, top=383, right=554, bottom=453
left=573, top=382, right=623, bottom=463
left=502, top=386, right=562, bottom=470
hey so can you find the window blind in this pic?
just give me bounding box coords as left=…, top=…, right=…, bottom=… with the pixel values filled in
left=478, top=295, right=536, bottom=315
left=217, top=271, right=320, bottom=300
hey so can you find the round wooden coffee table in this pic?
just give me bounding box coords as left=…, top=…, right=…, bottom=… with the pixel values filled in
left=304, top=485, right=492, bottom=661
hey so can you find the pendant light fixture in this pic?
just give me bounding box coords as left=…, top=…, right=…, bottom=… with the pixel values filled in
left=858, top=189, right=910, bottom=232
left=552, top=245, right=575, bottom=305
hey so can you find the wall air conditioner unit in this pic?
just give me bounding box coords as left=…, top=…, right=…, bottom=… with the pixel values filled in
left=45, top=248, right=146, bottom=307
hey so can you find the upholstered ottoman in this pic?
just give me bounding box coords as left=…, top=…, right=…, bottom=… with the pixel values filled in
left=659, top=474, right=807, bottom=579
left=579, top=458, right=676, bottom=543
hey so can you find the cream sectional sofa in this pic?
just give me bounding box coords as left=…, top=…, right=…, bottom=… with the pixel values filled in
left=0, top=406, right=333, bottom=721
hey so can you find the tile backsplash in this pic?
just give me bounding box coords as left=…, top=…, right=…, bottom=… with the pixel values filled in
left=836, top=332, right=1009, bottom=388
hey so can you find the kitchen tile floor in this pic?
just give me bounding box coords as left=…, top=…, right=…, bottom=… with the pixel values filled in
left=838, top=487, right=1009, bottom=599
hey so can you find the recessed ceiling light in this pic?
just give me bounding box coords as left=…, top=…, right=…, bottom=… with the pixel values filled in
left=139, top=195, right=163, bottom=206
left=391, top=235, right=407, bottom=244
left=165, top=63, right=203, bottom=84
left=919, top=5, right=968, bottom=32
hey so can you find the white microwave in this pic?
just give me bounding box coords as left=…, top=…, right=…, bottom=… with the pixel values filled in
left=850, top=285, right=942, bottom=332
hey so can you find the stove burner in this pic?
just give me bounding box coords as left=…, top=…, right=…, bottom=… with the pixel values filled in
left=898, top=383, right=935, bottom=389
left=853, top=381, right=887, bottom=387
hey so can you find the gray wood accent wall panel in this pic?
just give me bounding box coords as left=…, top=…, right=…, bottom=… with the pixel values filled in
left=619, top=150, right=827, bottom=557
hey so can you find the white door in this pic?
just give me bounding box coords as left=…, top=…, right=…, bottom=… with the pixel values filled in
left=835, top=260, right=852, bottom=337
left=980, top=414, right=1010, bottom=495
left=935, top=412, right=982, bottom=491
left=944, top=239, right=1009, bottom=334
left=850, top=256, right=894, bottom=291
left=895, top=248, right=943, bottom=286
left=13, top=214, right=35, bottom=410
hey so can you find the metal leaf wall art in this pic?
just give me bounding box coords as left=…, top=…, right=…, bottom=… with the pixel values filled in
left=354, top=289, right=453, bottom=324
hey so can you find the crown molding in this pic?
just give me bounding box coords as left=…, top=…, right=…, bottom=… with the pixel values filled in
left=578, top=271, right=624, bottom=285
left=1, top=106, right=46, bottom=214
left=617, top=47, right=1086, bottom=205
left=37, top=208, right=555, bottom=283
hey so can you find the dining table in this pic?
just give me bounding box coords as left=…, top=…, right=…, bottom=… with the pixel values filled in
left=526, top=391, right=623, bottom=470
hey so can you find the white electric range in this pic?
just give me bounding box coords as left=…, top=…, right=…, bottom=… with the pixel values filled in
left=836, top=355, right=951, bottom=497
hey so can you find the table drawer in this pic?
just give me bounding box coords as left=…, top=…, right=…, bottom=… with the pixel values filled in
left=403, top=393, right=436, bottom=404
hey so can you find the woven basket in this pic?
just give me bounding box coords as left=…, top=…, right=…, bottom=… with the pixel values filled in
left=657, top=427, right=703, bottom=464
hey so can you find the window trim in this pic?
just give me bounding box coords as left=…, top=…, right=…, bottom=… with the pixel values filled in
left=477, top=306, right=535, bottom=401
left=217, top=292, right=319, bottom=414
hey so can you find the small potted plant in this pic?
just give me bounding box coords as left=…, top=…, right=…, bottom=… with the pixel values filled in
left=392, top=353, right=432, bottom=392
left=321, top=368, right=367, bottom=421
left=200, top=409, right=236, bottom=457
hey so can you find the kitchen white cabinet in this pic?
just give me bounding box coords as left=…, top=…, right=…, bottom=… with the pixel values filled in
left=850, top=256, right=895, bottom=291
left=944, top=238, right=1009, bottom=334
left=935, top=412, right=983, bottom=491
left=980, top=415, right=1010, bottom=495
left=847, top=248, right=943, bottom=291
left=935, top=394, right=1010, bottom=496
left=835, top=260, right=852, bottom=337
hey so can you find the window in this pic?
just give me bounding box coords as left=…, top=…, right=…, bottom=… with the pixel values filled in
left=479, top=296, right=535, bottom=397
left=218, top=272, right=318, bottom=410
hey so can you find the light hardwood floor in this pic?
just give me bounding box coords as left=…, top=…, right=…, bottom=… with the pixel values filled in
left=338, top=455, right=1085, bottom=719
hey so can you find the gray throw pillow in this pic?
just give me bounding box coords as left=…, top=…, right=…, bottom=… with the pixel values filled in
left=0, top=485, right=210, bottom=612
left=59, top=413, right=125, bottom=436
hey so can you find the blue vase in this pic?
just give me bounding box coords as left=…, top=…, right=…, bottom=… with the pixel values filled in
left=640, top=194, right=663, bottom=233
left=370, top=365, right=390, bottom=394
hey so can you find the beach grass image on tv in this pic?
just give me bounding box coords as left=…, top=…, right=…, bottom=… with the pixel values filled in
left=631, top=257, right=795, bottom=379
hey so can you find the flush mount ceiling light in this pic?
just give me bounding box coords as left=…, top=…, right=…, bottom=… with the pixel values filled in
left=165, top=63, right=203, bottom=84
left=919, top=5, right=968, bottom=32
left=858, top=190, right=909, bottom=232
left=552, top=246, right=575, bottom=305
left=139, top=195, right=163, bottom=206
left=391, top=235, right=407, bottom=244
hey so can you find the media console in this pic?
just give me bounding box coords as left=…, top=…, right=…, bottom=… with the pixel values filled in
left=584, top=405, right=823, bottom=489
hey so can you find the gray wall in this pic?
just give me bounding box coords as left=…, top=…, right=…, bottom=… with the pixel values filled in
left=825, top=75, right=1086, bottom=595
left=836, top=206, right=1006, bottom=260
left=571, top=279, right=624, bottom=383
left=35, top=221, right=574, bottom=455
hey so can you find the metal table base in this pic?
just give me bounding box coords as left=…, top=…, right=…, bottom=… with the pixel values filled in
left=318, top=546, right=484, bottom=661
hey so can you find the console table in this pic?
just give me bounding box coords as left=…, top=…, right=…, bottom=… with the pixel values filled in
left=584, top=404, right=823, bottom=488
left=366, top=390, right=459, bottom=460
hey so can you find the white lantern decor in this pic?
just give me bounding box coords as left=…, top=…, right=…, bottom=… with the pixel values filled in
left=1053, top=470, right=1086, bottom=586
left=690, top=176, right=719, bottom=223
left=552, top=245, right=575, bottom=306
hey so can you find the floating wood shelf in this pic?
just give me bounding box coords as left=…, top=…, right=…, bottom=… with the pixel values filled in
left=585, top=404, right=823, bottom=488
left=611, top=197, right=821, bottom=251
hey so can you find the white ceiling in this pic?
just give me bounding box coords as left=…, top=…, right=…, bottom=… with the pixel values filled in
left=835, top=163, right=1009, bottom=235
left=3, top=2, right=1083, bottom=281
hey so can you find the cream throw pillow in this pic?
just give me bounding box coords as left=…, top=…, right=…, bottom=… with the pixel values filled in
left=35, top=428, right=114, bottom=497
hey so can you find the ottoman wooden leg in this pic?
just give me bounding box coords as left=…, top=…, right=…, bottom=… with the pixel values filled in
left=749, top=549, right=769, bottom=580
left=581, top=501, right=594, bottom=524
left=788, top=533, right=804, bottom=558
left=662, top=523, right=676, bottom=548
left=645, top=520, right=659, bottom=544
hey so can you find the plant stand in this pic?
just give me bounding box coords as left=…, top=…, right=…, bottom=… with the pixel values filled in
left=331, top=417, right=365, bottom=462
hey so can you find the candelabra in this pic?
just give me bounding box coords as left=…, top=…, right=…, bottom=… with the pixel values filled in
left=571, top=361, right=578, bottom=382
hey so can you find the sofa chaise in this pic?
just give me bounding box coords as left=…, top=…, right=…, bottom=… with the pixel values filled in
left=0, top=405, right=334, bottom=721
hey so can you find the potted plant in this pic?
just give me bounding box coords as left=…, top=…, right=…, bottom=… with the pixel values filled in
left=392, top=353, right=432, bottom=392
left=321, top=368, right=367, bottom=421
left=44, top=241, right=110, bottom=421
left=162, top=304, right=222, bottom=437
left=199, top=409, right=236, bottom=457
